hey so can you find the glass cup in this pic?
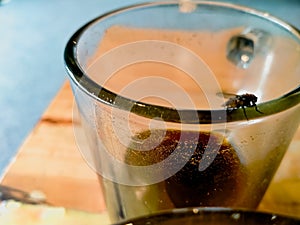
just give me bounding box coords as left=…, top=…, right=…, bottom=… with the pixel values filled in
left=64, top=1, right=300, bottom=223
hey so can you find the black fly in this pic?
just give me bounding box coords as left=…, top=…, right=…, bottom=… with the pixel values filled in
left=220, top=93, right=263, bottom=120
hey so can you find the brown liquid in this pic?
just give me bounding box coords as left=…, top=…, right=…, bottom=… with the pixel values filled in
left=125, top=129, right=246, bottom=208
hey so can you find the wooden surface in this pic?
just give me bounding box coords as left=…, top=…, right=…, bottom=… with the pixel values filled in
left=0, top=81, right=106, bottom=214
left=0, top=80, right=300, bottom=219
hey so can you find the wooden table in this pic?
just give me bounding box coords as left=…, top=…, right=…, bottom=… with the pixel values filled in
left=1, top=81, right=300, bottom=220
left=0, top=81, right=105, bottom=214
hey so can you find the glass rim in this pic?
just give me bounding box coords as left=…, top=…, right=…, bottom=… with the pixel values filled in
left=112, top=207, right=300, bottom=224
left=64, top=1, right=300, bottom=124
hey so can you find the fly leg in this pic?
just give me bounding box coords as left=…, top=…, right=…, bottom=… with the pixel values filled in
left=242, top=106, right=249, bottom=120
left=254, top=104, right=264, bottom=114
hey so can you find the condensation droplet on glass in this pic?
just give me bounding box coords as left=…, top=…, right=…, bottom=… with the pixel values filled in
left=192, top=208, right=199, bottom=214
left=231, top=213, right=241, bottom=220
left=271, top=215, right=277, bottom=220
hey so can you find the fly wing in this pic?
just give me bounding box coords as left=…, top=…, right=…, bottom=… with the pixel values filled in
left=216, top=92, right=237, bottom=108
left=216, top=92, right=236, bottom=99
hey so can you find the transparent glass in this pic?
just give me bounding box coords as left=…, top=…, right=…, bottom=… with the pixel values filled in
left=64, top=1, right=300, bottom=223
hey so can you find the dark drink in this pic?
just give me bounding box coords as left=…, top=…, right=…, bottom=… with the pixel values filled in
left=101, top=129, right=248, bottom=221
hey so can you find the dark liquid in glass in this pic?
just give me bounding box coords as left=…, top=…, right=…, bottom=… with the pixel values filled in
left=102, top=129, right=247, bottom=221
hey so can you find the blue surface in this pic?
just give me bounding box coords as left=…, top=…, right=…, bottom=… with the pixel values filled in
left=0, top=0, right=299, bottom=176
